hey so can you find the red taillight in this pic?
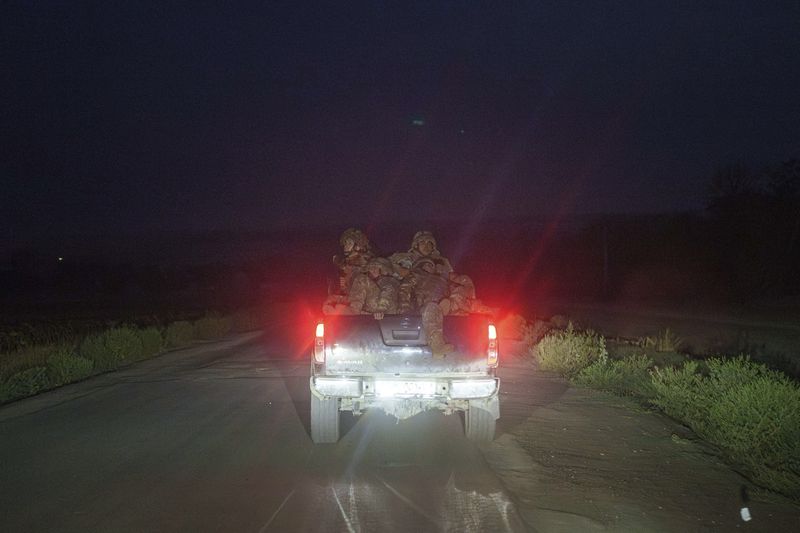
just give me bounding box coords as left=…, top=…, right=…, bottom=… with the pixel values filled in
left=314, top=322, right=325, bottom=364
left=487, top=323, right=498, bottom=368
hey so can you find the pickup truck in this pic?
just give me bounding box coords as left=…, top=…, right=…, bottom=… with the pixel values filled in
left=309, top=313, right=499, bottom=443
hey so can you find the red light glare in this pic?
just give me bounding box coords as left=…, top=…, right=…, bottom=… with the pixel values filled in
left=488, top=324, right=497, bottom=340
left=315, top=322, right=325, bottom=338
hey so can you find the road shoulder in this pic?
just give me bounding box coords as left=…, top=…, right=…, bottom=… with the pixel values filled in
left=485, top=351, right=800, bottom=531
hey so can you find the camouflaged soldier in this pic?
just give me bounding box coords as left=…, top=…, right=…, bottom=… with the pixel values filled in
left=445, top=271, right=495, bottom=315
left=333, top=228, right=373, bottom=295
left=409, top=257, right=454, bottom=357
left=388, top=252, right=415, bottom=313
left=447, top=271, right=476, bottom=315
left=348, top=257, right=399, bottom=318
left=408, top=231, right=453, bottom=276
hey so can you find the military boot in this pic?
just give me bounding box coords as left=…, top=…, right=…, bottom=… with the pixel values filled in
left=428, top=330, right=455, bottom=359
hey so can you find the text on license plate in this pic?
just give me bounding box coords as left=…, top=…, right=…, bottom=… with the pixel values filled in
left=374, top=380, right=437, bottom=397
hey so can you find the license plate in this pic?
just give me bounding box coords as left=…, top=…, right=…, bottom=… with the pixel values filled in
left=374, top=380, right=437, bottom=398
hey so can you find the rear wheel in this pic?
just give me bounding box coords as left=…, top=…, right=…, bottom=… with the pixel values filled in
left=311, top=394, right=340, bottom=443
left=465, top=405, right=496, bottom=443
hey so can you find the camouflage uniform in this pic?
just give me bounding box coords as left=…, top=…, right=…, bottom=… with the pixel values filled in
left=348, top=258, right=398, bottom=315
left=408, top=257, right=454, bottom=357
left=333, top=228, right=373, bottom=295
left=388, top=252, right=415, bottom=313
left=322, top=293, right=354, bottom=315
left=446, top=271, right=494, bottom=315
left=408, top=231, right=453, bottom=276
left=323, top=228, right=373, bottom=315
left=407, top=234, right=457, bottom=357
left=447, top=272, right=476, bottom=315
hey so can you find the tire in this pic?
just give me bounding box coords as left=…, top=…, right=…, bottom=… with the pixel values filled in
left=311, top=394, right=340, bottom=444
left=465, top=405, right=496, bottom=443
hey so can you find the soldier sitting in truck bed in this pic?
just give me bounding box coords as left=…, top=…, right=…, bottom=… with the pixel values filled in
left=348, top=257, right=399, bottom=319
left=408, top=257, right=455, bottom=357
left=323, top=228, right=374, bottom=315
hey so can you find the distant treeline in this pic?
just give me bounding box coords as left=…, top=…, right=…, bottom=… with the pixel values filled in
left=441, top=158, right=800, bottom=307
left=2, top=159, right=797, bottom=317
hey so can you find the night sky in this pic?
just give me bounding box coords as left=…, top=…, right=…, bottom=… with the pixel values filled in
left=3, top=1, right=799, bottom=243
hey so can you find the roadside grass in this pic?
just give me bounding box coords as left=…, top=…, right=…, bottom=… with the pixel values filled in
left=80, top=327, right=144, bottom=371
left=0, top=322, right=81, bottom=354
left=46, top=351, right=94, bottom=387
left=137, top=327, right=163, bottom=359
left=230, top=308, right=263, bottom=332
left=636, top=328, right=684, bottom=353
left=1, top=309, right=249, bottom=405
left=536, top=322, right=607, bottom=376
left=651, top=356, right=800, bottom=497
left=575, top=354, right=655, bottom=397
left=164, top=321, right=194, bottom=348
left=1, top=343, right=61, bottom=382
left=532, top=322, right=800, bottom=500
left=0, top=367, right=49, bottom=403
left=193, top=313, right=232, bottom=340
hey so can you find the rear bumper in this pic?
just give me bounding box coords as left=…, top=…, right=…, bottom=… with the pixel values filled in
left=310, top=375, right=499, bottom=401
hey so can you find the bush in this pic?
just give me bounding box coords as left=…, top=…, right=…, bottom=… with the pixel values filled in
left=193, top=314, right=232, bottom=340
left=0, top=367, right=49, bottom=403
left=1, top=343, right=62, bottom=382
left=231, top=309, right=262, bottom=332
left=651, top=356, right=800, bottom=498
left=575, top=355, right=655, bottom=397
left=650, top=361, right=708, bottom=429
left=79, top=327, right=143, bottom=371
left=707, top=377, right=800, bottom=496
left=164, top=321, right=195, bottom=348
left=535, top=323, right=608, bottom=376
left=46, top=351, right=94, bottom=387
left=137, top=327, right=163, bottom=359
left=655, top=328, right=683, bottom=352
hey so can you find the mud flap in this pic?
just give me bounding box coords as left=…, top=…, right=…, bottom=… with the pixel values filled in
left=469, top=395, right=500, bottom=420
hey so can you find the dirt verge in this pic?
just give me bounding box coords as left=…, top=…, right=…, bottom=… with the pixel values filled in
left=485, top=348, right=800, bottom=532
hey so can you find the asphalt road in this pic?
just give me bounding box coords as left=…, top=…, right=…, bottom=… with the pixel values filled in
left=3, top=319, right=798, bottom=532
left=0, top=326, right=531, bottom=532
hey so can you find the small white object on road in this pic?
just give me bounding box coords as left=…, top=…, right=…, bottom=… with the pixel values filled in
left=740, top=507, right=752, bottom=522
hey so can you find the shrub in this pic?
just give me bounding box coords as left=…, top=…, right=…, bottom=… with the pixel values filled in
left=528, top=320, right=553, bottom=345
left=46, top=351, right=94, bottom=387
left=650, top=361, right=708, bottom=429
left=137, top=327, right=163, bottom=359
left=535, top=322, right=608, bottom=376
left=0, top=367, right=49, bottom=403
left=706, top=377, right=800, bottom=497
left=1, top=343, right=62, bottom=382
left=575, top=355, right=655, bottom=398
left=193, top=314, right=232, bottom=340
left=655, top=328, right=683, bottom=352
left=79, top=327, right=143, bottom=371
left=231, top=309, right=262, bottom=332
left=164, top=321, right=195, bottom=348
left=651, top=355, right=800, bottom=498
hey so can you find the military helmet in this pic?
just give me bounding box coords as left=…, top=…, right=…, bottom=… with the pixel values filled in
left=388, top=252, right=414, bottom=270
left=411, top=230, right=437, bottom=251
left=339, top=227, right=370, bottom=250
left=366, top=257, right=393, bottom=276
left=411, top=257, right=436, bottom=272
